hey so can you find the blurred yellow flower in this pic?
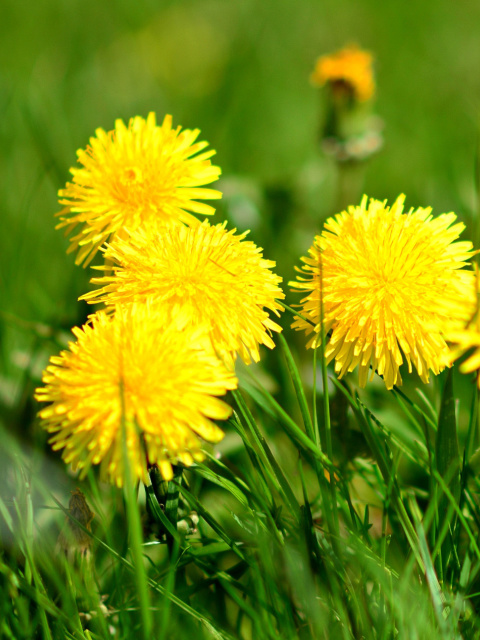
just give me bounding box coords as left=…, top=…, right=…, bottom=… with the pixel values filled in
left=81, top=220, right=285, bottom=365
left=290, top=195, right=476, bottom=390
left=56, top=113, right=221, bottom=266
left=446, top=267, right=480, bottom=387
left=35, top=304, right=237, bottom=485
left=311, top=45, right=375, bottom=102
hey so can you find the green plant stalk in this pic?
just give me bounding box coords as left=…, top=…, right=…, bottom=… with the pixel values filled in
left=12, top=500, right=53, bottom=640
left=158, top=537, right=181, bottom=639
left=312, top=345, right=320, bottom=448
left=229, top=413, right=278, bottom=507
left=335, top=160, right=367, bottom=213
left=433, top=470, right=480, bottom=561
left=0, top=551, right=87, bottom=636
left=310, top=346, right=336, bottom=539
left=278, top=300, right=316, bottom=327
left=21, top=467, right=34, bottom=586
left=465, top=386, right=479, bottom=462
left=199, top=456, right=287, bottom=545
left=393, top=386, right=437, bottom=433
left=408, top=498, right=449, bottom=633
left=233, top=389, right=300, bottom=521
left=233, top=392, right=283, bottom=489
left=277, top=333, right=314, bottom=440
left=241, top=379, right=335, bottom=470
left=298, top=459, right=355, bottom=634
left=453, top=453, right=469, bottom=583
left=179, top=483, right=248, bottom=563
left=435, top=368, right=460, bottom=580
left=477, top=386, right=480, bottom=455
left=48, top=494, right=235, bottom=637
left=353, top=401, right=422, bottom=567
left=317, top=249, right=339, bottom=536
left=418, top=460, right=463, bottom=573
left=119, top=379, right=152, bottom=640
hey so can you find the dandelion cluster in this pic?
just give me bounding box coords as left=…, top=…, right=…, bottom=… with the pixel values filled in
left=311, top=45, right=375, bottom=103
left=291, top=195, right=476, bottom=390
left=37, top=112, right=284, bottom=484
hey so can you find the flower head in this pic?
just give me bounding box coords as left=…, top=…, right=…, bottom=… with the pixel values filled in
left=35, top=304, right=237, bottom=485
left=81, top=220, right=284, bottom=365
left=311, top=45, right=375, bottom=102
left=56, top=113, right=221, bottom=266
left=290, top=195, right=476, bottom=389
left=445, top=266, right=480, bottom=386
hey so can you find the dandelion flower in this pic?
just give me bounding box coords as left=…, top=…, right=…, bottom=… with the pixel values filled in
left=311, top=45, right=375, bottom=102
left=445, top=267, right=480, bottom=387
left=290, top=195, right=476, bottom=389
left=81, top=220, right=284, bottom=365
left=56, top=113, right=221, bottom=266
left=35, top=304, right=237, bottom=485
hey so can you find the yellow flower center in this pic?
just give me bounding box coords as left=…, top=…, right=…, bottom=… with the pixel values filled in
left=122, top=166, right=144, bottom=185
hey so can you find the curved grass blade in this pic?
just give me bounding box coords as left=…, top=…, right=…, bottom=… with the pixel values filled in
left=435, top=369, right=460, bottom=577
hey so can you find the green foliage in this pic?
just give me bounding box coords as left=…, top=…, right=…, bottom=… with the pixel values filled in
left=3, top=344, right=480, bottom=637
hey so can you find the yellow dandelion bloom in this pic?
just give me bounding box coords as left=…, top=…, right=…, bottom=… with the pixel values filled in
left=35, top=304, right=237, bottom=485
left=56, top=112, right=222, bottom=266
left=445, top=267, right=480, bottom=387
left=290, top=195, right=476, bottom=390
left=80, top=220, right=284, bottom=365
left=311, top=45, right=375, bottom=102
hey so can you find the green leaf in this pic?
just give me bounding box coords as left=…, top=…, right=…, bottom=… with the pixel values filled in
left=193, top=464, right=250, bottom=507
left=435, top=368, right=461, bottom=578
left=436, top=369, right=460, bottom=504
left=277, top=333, right=314, bottom=440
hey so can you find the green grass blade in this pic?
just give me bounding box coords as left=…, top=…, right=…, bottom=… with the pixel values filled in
left=179, top=483, right=248, bottom=563
left=277, top=333, right=314, bottom=440
left=238, top=383, right=335, bottom=470
left=49, top=492, right=235, bottom=638
left=436, top=369, right=460, bottom=503
left=233, top=389, right=300, bottom=520
left=408, top=498, right=449, bottom=635
left=433, top=471, right=480, bottom=562
left=393, top=386, right=437, bottom=433
left=435, top=369, right=460, bottom=577
left=465, top=386, right=479, bottom=463
left=194, top=463, right=250, bottom=508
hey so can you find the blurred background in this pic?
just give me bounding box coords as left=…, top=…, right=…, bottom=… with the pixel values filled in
left=2, top=0, right=480, bottom=475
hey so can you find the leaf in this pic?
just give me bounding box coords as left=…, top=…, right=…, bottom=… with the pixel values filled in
left=194, top=464, right=250, bottom=507
left=436, top=368, right=460, bottom=505
left=435, top=368, right=460, bottom=578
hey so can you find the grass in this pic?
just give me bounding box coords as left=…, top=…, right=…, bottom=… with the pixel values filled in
left=3, top=0, right=480, bottom=638
left=3, top=340, right=480, bottom=638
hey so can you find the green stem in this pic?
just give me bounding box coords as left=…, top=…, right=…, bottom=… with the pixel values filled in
left=317, top=249, right=338, bottom=535
left=355, top=402, right=422, bottom=567
left=277, top=333, right=314, bottom=440
left=278, top=300, right=316, bottom=326
left=120, top=379, right=152, bottom=640
left=335, top=160, right=367, bottom=212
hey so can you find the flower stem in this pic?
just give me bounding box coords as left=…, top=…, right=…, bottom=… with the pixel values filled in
left=120, top=379, right=152, bottom=640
